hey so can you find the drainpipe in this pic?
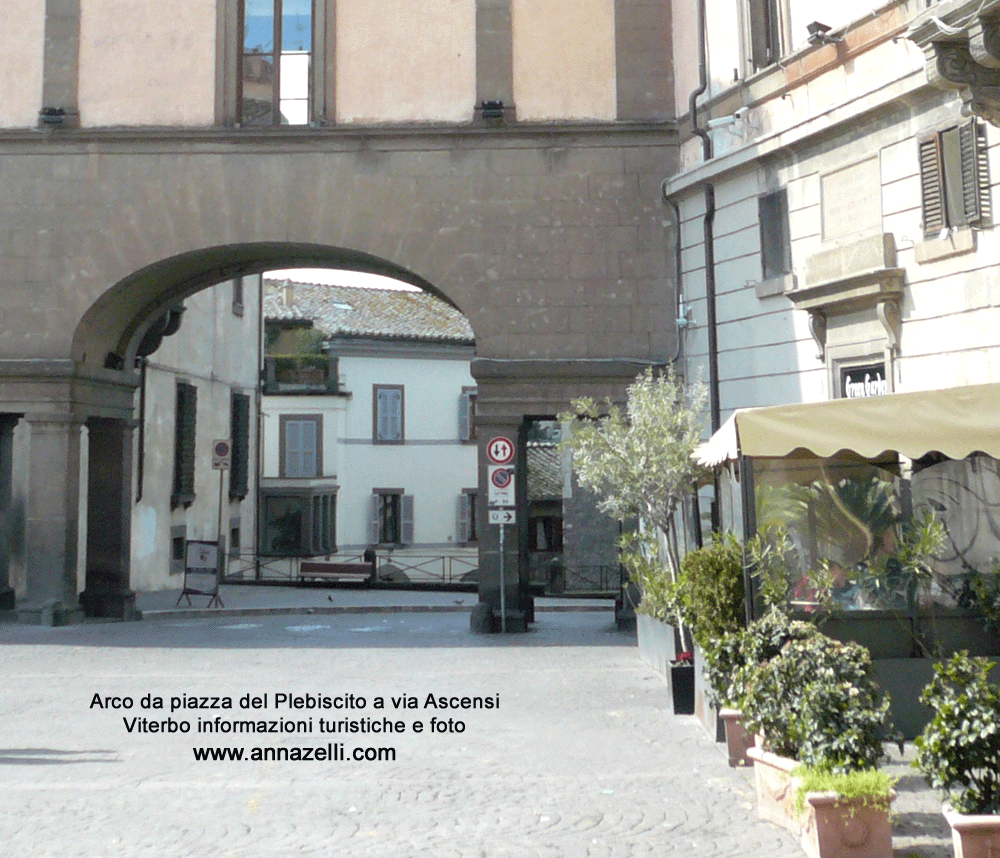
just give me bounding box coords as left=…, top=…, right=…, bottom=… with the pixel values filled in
left=690, top=0, right=722, bottom=532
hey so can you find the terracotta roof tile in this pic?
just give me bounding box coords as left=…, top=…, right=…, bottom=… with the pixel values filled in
left=263, top=279, right=474, bottom=343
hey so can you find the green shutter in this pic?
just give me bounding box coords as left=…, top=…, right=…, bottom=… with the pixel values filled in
left=172, top=382, right=197, bottom=508
left=229, top=392, right=250, bottom=501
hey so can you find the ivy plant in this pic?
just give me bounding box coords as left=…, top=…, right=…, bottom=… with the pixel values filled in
left=913, top=651, right=1000, bottom=815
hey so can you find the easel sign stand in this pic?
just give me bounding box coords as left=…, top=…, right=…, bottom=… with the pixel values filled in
left=175, top=539, right=225, bottom=608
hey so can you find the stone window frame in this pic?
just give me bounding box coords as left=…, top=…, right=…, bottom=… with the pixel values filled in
left=373, top=384, right=405, bottom=445
left=370, top=488, right=414, bottom=546
left=220, top=0, right=333, bottom=126
left=457, top=488, right=478, bottom=544
left=741, top=0, right=788, bottom=76
left=459, top=386, right=477, bottom=443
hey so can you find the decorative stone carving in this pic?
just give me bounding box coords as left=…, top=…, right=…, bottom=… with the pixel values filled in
left=808, top=311, right=827, bottom=362
left=876, top=298, right=902, bottom=354
left=910, top=3, right=1000, bottom=126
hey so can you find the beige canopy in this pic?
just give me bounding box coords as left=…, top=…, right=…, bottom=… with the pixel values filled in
left=695, top=381, right=1000, bottom=466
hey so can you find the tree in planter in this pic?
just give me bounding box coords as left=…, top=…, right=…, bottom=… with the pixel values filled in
left=913, top=651, right=1000, bottom=815
left=559, top=367, right=706, bottom=650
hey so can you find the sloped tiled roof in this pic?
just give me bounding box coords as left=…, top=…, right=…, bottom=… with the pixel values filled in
left=527, top=443, right=563, bottom=500
left=263, top=279, right=474, bottom=344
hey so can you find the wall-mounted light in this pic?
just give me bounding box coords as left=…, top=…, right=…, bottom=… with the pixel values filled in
left=480, top=100, right=505, bottom=120
left=806, top=21, right=843, bottom=46
left=39, top=107, right=65, bottom=127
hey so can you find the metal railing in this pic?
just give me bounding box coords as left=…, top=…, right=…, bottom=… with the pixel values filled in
left=223, top=551, right=477, bottom=586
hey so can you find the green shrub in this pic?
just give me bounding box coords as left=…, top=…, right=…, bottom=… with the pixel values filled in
left=675, top=534, right=746, bottom=649
left=913, top=651, right=1000, bottom=815
left=736, top=627, right=891, bottom=773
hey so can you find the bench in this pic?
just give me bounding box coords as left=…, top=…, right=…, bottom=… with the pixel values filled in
left=299, top=561, right=376, bottom=585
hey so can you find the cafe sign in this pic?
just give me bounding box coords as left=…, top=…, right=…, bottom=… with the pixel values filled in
left=840, top=362, right=888, bottom=399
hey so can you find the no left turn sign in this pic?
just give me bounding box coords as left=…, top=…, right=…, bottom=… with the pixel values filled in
left=487, top=436, right=515, bottom=464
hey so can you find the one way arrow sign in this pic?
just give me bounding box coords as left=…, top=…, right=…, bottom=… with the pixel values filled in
left=489, top=509, right=516, bottom=525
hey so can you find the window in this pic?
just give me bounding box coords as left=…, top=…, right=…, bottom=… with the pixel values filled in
left=370, top=489, right=414, bottom=545
left=230, top=392, right=251, bottom=500
left=279, top=414, right=322, bottom=478
left=746, top=0, right=782, bottom=73
left=919, top=120, right=991, bottom=237
left=457, top=489, right=478, bottom=544
left=170, top=525, right=187, bottom=575
left=759, top=189, right=792, bottom=281
left=459, top=386, right=477, bottom=442
left=232, top=279, right=244, bottom=316
left=373, top=385, right=404, bottom=444
left=260, top=487, right=337, bottom=556
left=239, top=0, right=313, bottom=126
left=171, top=381, right=197, bottom=508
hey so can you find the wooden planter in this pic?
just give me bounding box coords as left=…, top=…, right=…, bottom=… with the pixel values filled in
left=943, top=806, right=1000, bottom=858
left=719, top=707, right=754, bottom=767
left=747, top=746, right=894, bottom=858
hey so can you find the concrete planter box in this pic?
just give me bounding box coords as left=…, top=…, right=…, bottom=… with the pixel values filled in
left=943, top=806, right=1000, bottom=858
left=719, top=707, right=754, bottom=767
left=693, top=643, right=725, bottom=742
left=747, top=745, right=894, bottom=858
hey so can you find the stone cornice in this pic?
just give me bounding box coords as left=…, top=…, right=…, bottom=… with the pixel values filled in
left=909, top=0, right=1000, bottom=125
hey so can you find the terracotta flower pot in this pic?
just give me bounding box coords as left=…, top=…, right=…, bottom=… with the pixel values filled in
left=943, top=805, right=1000, bottom=858
left=747, top=746, right=894, bottom=858
left=719, top=707, right=754, bottom=767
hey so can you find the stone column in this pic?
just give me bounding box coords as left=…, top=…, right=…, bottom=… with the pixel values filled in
left=476, top=0, right=515, bottom=120
left=472, top=415, right=528, bottom=632
left=0, top=414, right=21, bottom=610
left=80, top=417, right=137, bottom=619
left=19, top=414, right=84, bottom=624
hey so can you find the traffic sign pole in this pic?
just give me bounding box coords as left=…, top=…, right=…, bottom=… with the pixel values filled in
left=499, top=521, right=506, bottom=634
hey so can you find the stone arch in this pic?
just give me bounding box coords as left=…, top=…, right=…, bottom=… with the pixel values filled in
left=72, top=242, right=461, bottom=372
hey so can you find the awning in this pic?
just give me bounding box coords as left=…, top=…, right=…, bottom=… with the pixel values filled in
left=695, top=381, right=1000, bottom=466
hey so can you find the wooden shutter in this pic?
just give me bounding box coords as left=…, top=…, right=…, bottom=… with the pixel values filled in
left=457, top=493, right=469, bottom=543
left=375, top=386, right=403, bottom=442
left=958, top=119, right=992, bottom=227
left=229, top=392, right=250, bottom=500
left=458, top=390, right=471, bottom=442
left=401, top=494, right=414, bottom=544
left=919, top=134, right=945, bottom=237
left=284, top=418, right=318, bottom=477
left=172, top=382, right=197, bottom=507
left=369, top=494, right=381, bottom=544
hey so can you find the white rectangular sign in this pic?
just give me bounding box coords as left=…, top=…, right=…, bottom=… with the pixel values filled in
left=489, top=508, right=516, bottom=525
left=487, top=465, right=515, bottom=506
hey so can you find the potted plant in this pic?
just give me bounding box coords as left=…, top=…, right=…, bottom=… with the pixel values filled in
left=738, top=627, right=896, bottom=858
left=673, top=533, right=746, bottom=736
left=703, top=608, right=816, bottom=766
left=913, top=651, right=1000, bottom=858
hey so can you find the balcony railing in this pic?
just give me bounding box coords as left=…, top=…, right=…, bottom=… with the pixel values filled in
left=262, top=354, right=340, bottom=395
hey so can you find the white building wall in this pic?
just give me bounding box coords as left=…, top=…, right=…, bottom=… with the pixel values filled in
left=131, top=277, right=260, bottom=591
left=261, top=345, right=477, bottom=555
left=0, top=0, right=45, bottom=128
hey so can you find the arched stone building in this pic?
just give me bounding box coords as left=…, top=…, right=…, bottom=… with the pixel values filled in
left=0, top=0, right=679, bottom=624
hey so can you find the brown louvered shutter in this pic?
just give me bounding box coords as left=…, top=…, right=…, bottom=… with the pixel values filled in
left=959, top=120, right=982, bottom=225
left=919, top=134, right=945, bottom=237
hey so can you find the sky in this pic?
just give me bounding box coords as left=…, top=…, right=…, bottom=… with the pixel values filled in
left=265, top=268, right=420, bottom=291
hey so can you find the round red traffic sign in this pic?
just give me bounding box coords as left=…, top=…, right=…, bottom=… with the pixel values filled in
left=487, top=436, right=515, bottom=464
left=491, top=467, right=513, bottom=489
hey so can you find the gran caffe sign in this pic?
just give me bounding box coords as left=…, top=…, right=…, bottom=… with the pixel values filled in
left=840, top=362, right=888, bottom=399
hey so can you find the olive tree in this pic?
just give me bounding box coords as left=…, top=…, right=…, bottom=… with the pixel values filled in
left=559, top=367, right=706, bottom=647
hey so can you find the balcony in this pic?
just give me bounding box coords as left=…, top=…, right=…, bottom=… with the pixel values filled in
left=262, top=354, right=342, bottom=395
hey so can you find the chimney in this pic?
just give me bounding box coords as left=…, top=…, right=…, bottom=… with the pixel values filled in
left=282, top=279, right=294, bottom=307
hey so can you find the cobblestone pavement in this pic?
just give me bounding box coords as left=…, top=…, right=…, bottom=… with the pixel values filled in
left=0, top=607, right=953, bottom=858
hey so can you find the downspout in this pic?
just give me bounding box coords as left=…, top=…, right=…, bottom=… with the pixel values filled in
left=691, top=0, right=723, bottom=532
